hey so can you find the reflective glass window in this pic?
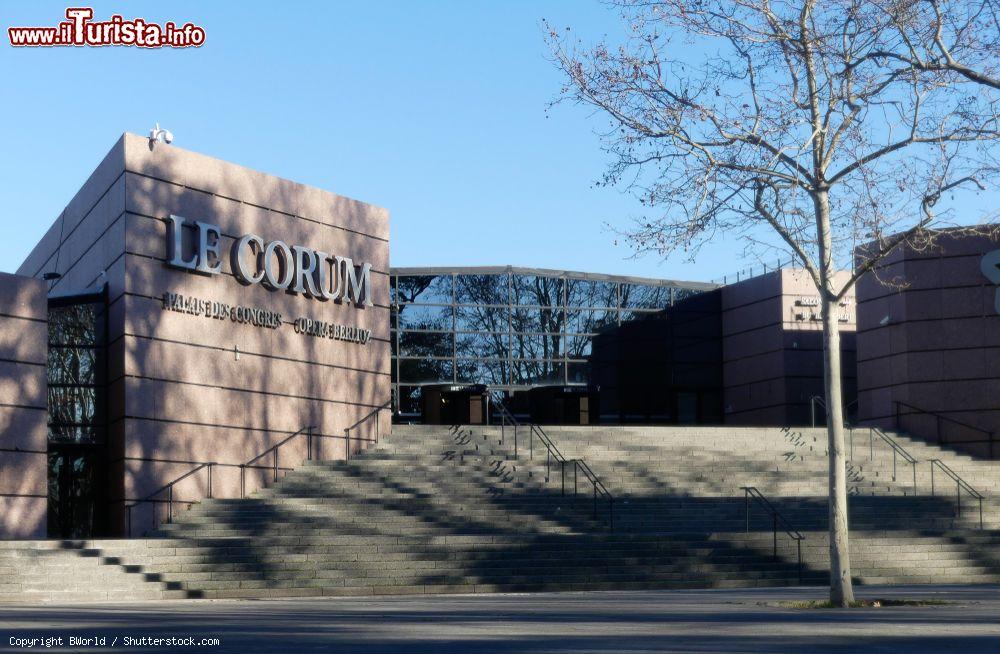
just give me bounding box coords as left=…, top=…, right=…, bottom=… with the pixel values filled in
left=511, top=275, right=564, bottom=309
left=619, top=283, right=671, bottom=310
left=456, top=358, right=509, bottom=385
left=455, top=304, right=509, bottom=333
left=511, top=360, right=565, bottom=386
left=396, top=304, right=453, bottom=331
left=397, top=331, right=454, bottom=358
left=564, top=334, right=594, bottom=359
left=565, top=309, right=618, bottom=334
left=47, top=301, right=106, bottom=445
left=565, top=279, right=618, bottom=309
left=398, top=357, right=454, bottom=384
left=454, top=274, right=509, bottom=306
left=510, top=333, right=565, bottom=360
left=566, top=361, right=590, bottom=384
left=455, top=332, right=508, bottom=360
left=511, top=306, right=564, bottom=335
left=395, top=275, right=453, bottom=305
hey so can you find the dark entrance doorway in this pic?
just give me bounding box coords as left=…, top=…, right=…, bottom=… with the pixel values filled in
left=46, top=287, right=108, bottom=538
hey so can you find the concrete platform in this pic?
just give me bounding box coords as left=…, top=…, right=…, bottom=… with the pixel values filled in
left=0, top=585, right=997, bottom=653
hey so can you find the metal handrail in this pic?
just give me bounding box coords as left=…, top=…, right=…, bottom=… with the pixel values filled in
left=344, top=400, right=392, bottom=460
left=810, top=395, right=858, bottom=428
left=125, top=425, right=317, bottom=537
left=895, top=401, right=996, bottom=457
left=490, top=392, right=614, bottom=530
left=242, top=425, right=319, bottom=497
left=860, top=427, right=919, bottom=492
left=929, top=459, right=984, bottom=529
left=740, top=486, right=805, bottom=584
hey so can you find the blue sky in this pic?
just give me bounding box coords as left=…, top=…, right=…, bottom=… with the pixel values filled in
left=0, top=1, right=747, bottom=282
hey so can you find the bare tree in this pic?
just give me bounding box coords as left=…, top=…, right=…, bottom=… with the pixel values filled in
left=547, top=0, right=1000, bottom=605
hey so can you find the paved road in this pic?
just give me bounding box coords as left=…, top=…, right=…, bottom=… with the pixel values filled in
left=1, top=585, right=998, bottom=653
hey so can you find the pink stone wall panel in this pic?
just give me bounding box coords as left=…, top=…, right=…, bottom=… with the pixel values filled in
left=721, top=351, right=784, bottom=387
left=721, top=298, right=783, bottom=336
left=17, top=137, right=126, bottom=277
left=0, top=497, right=45, bottom=539
left=720, top=271, right=781, bottom=310
left=123, top=338, right=388, bottom=405
left=0, top=274, right=48, bottom=538
left=122, top=134, right=389, bottom=241
left=0, top=323, right=45, bottom=364
left=722, top=328, right=784, bottom=359
left=124, top=185, right=389, bottom=271
left=856, top=230, right=1000, bottom=455
left=121, top=295, right=390, bottom=373
left=122, top=377, right=382, bottom=435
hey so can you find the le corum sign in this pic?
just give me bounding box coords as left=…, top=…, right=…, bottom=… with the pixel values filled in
left=164, top=215, right=374, bottom=307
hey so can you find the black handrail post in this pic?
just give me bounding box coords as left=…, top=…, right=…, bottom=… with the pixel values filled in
left=240, top=464, right=246, bottom=499
left=892, top=449, right=897, bottom=482
left=574, top=461, right=578, bottom=495
left=797, top=539, right=802, bottom=585
left=344, top=428, right=350, bottom=461
left=546, top=449, right=550, bottom=481
left=744, top=488, right=750, bottom=532
left=911, top=460, right=917, bottom=495
left=307, top=427, right=313, bottom=461
left=956, top=479, right=961, bottom=517
left=167, top=486, right=173, bottom=524
left=208, top=464, right=213, bottom=499
left=273, top=449, right=278, bottom=483
left=931, top=461, right=936, bottom=496
left=514, top=425, right=518, bottom=459
left=772, top=514, right=777, bottom=558
left=561, top=459, right=565, bottom=496
left=811, top=397, right=816, bottom=428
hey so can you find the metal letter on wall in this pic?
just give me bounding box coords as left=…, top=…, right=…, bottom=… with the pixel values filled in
left=165, top=215, right=199, bottom=271
left=982, top=250, right=1000, bottom=315
left=166, top=215, right=222, bottom=275
left=232, top=234, right=265, bottom=285
left=339, top=257, right=374, bottom=307
left=196, top=221, right=223, bottom=275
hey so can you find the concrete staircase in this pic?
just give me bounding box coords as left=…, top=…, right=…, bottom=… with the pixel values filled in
left=0, top=423, right=998, bottom=601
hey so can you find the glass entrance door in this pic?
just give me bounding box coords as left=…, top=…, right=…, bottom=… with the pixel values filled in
left=47, top=444, right=106, bottom=538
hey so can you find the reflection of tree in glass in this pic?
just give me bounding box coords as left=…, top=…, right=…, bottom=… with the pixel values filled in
left=47, top=304, right=104, bottom=444
left=454, top=275, right=510, bottom=384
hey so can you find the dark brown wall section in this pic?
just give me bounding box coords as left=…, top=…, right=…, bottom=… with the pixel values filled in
left=0, top=273, right=48, bottom=538
left=722, top=269, right=857, bottom=426
left=856, top=230, right=1000, bottom=458
left=17, top=134, right=391, bottom=535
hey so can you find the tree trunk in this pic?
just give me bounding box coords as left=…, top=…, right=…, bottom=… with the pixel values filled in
left=814, top=187, right=855, bottom=607
left=822, top=294, right=854, bottom=606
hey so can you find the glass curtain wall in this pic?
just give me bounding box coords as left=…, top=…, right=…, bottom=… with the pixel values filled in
left=391, top=268, right=705, bottom=416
